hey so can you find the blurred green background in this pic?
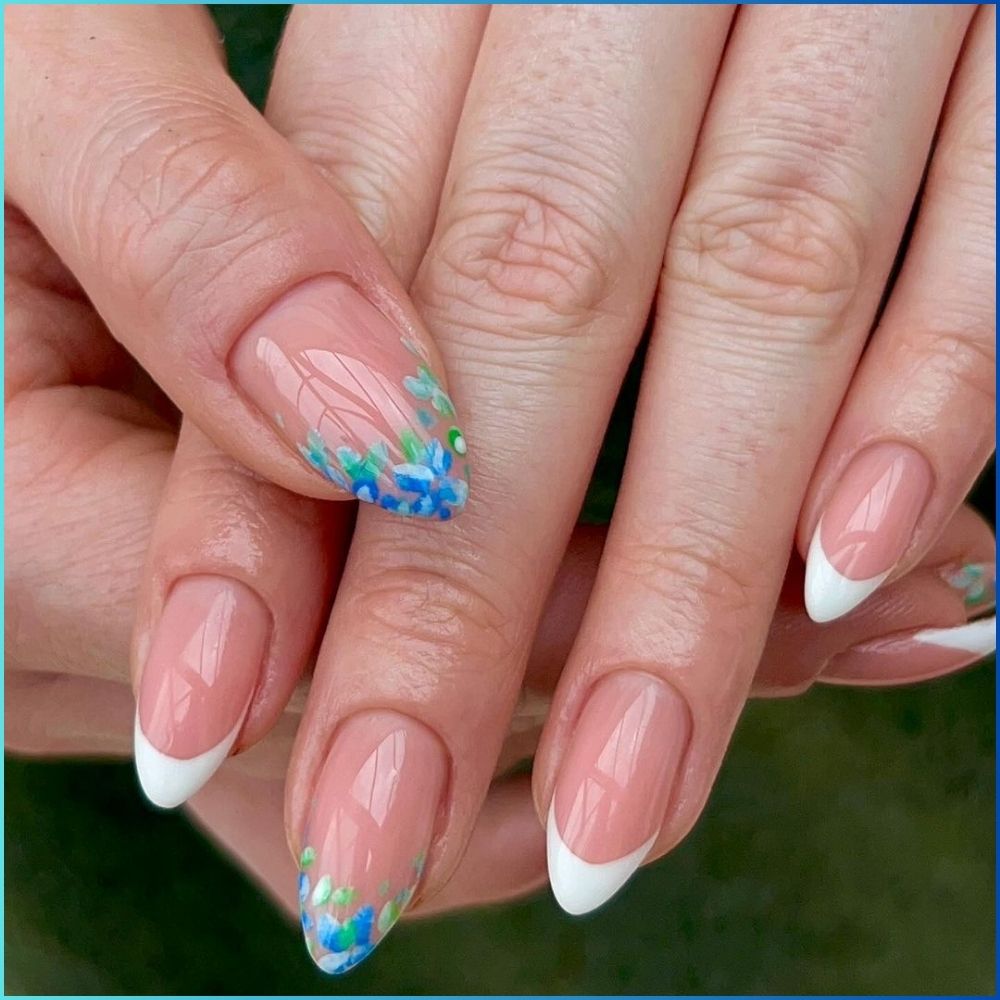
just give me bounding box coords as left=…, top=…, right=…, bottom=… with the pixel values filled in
left=5, top=6, right=995, bottom=995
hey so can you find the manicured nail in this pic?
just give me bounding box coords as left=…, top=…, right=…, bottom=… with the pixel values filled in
left=134, top=576, right=269, bottom=809
left=805, top=443, right=933, bottom=623
left=298, top=713, right=446, bottom=975
left=821, top=615, right=996, bottom=686
left=547, top=672, right=690, bottom=916
left=940, top=561, right=996, bottom=615
left=230, top=276, right=469, bottom=519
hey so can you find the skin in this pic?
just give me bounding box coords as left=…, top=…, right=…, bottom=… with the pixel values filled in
left=5, top=205, right=994, bottom=914
left=4, top=3, right=995, bottom=932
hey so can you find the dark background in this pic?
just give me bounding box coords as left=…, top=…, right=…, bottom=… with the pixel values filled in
left=5, top=6, right=995, bottom=995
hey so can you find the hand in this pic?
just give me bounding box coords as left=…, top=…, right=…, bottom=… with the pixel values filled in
left=7, top=4, right=994, bottom=977
left=6, top=211, right=991, bottom=918
left=253, top=6, right=991, bottom=964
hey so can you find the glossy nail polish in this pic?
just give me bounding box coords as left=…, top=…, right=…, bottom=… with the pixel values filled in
left=298, top=713, right=446, bottom=975
left=230, top=276, right=469, bottom=519
left=805, top=443, right=933, bottom=623
left=821, top=615, right=996, bottom=686
left=134, top=576, right=269, bottom=808
left=547, top=672, right=690, bottom=916
left=940, top=561, right=996, bottom=615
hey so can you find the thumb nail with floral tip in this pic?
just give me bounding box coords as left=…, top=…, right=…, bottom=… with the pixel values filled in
left=230, top=275, right=470, bottom=519
left=298, top=712, right=446, bottom=975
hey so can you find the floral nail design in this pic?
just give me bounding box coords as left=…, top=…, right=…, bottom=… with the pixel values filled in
left=299, top=845, right=423, bottom=975
left=297, top=338, right=469, bottom=519
left=942, top=562, right=995, bottom=612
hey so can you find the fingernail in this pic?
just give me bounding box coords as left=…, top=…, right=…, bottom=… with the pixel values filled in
left=940, top=561, right=996, bottom=615
left=298, top=712, right=446, bottom=975
left=547, top=672, right=690, bottom=916
left=821, top=615, right=996, bottom=686
left=134, top=576, right=269, bottom=808
left=230, top=276, right=469, bottom=519
left=805, top=443, right=933, bottom=623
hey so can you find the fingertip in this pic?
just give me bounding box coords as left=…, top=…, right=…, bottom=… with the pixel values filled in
left=804, top=525, right=888, bottom=623
left=134, top=709, right=243, bottom=809
left=545, top=801, right=653, bottom=917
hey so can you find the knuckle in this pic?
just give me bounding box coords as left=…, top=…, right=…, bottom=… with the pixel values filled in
left=74, top=84, right=291, bottom=333
left=611, top=516, right=769, bottom=624
left=669, top=174, right=866, bottom=335
left=343, top=545, right=519, bottom=687
left=943, top=90, right=996, bottom=194
left=282, top=104, right=424, bottom=264
left=169, top=451, right=328, bottom=543
left=905, top=325, right=997, bottom=407
left=424, top=145, right=627, bottom=338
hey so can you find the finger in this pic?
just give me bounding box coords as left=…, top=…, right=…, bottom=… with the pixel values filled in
left=754, top=504, right=996, bottom=695
left=130, top=422, right=347, bottom=808
left=5, top=5, right=470, bottom=514
left=8, top=510, right=991, bottom=759
left=533, top=5, right=975, bottom=915
left=5, top=673, right=135, bottom=757
left=5, top=212, right=173, bottom=687
left=801, top=6, right=996, bottom=621
left=267, top=4, right=489, bottom=283
left=285, top=5, right=735, bottom=971
left=127, top=2, right=491, bottom=808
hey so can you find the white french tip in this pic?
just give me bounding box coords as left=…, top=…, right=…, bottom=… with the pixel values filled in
left=133, top=711, right=244, bottom=809
left=804, top=526, right=888, bottom=623
left=913, top=616, right=997, bottom=656
left=546, top=803, right=655, bottom=916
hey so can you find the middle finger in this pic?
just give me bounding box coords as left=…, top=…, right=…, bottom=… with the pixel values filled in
left=286, top=2, right=733, bottom=971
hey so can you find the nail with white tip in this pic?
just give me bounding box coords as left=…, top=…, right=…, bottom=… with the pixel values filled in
left=134, top=576, right=268, bottom=808
left=821, top=615, right=996, bottom=687
left=805, top=443, right=932, bottom=623
left=547, top=672, right=689, bottom=915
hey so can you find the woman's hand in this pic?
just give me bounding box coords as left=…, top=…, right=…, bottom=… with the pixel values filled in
left=240, top=5, right=992, bottom=962
left=5, top=5, right=473, bottom=514
left=7, top=4, right=994, bottom=975
left=7, top=199, right=993, bottom=920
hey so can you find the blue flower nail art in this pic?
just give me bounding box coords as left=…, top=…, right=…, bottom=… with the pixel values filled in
left=301, top=851, right=423, bottom=976
left=296, top=344, right=469, bottom=519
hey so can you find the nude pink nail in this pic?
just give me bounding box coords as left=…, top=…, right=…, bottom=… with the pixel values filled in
left=821, top=615, right=996, bottom=687
left=298, top=712, right=447, bottom=975
left=805, top=443, right=933, bottom=623
left=230, top=275, right=469, bottom=519
left=134, top=576, right=270, bottom=809
left=547, top=672, right=690, bottom=915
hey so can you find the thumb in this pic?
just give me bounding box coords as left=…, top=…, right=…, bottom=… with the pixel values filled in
left=5, top=5, right=470, bottom=518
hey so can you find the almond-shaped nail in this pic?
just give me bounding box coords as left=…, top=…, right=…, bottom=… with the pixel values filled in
left=134, top=576, right=269, bottom=809
left=547, top=672, right=690, bottom=916
left=230, top=276, right=469, bottom=519
left=299, top=713, right=446, bottom=975
left=940, top=561, right=996, bottom=615
left=805, top=443, right=933, bottom=623
left=821, top=615, right=996, bottom=686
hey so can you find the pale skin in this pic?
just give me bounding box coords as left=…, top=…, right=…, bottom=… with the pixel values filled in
left=5, top=3, right=995, bottom=959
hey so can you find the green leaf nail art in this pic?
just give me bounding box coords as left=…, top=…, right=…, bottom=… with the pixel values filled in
left=377, top=899, right=401, bottom=934
left=331, top=886, right=358, bottom=906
